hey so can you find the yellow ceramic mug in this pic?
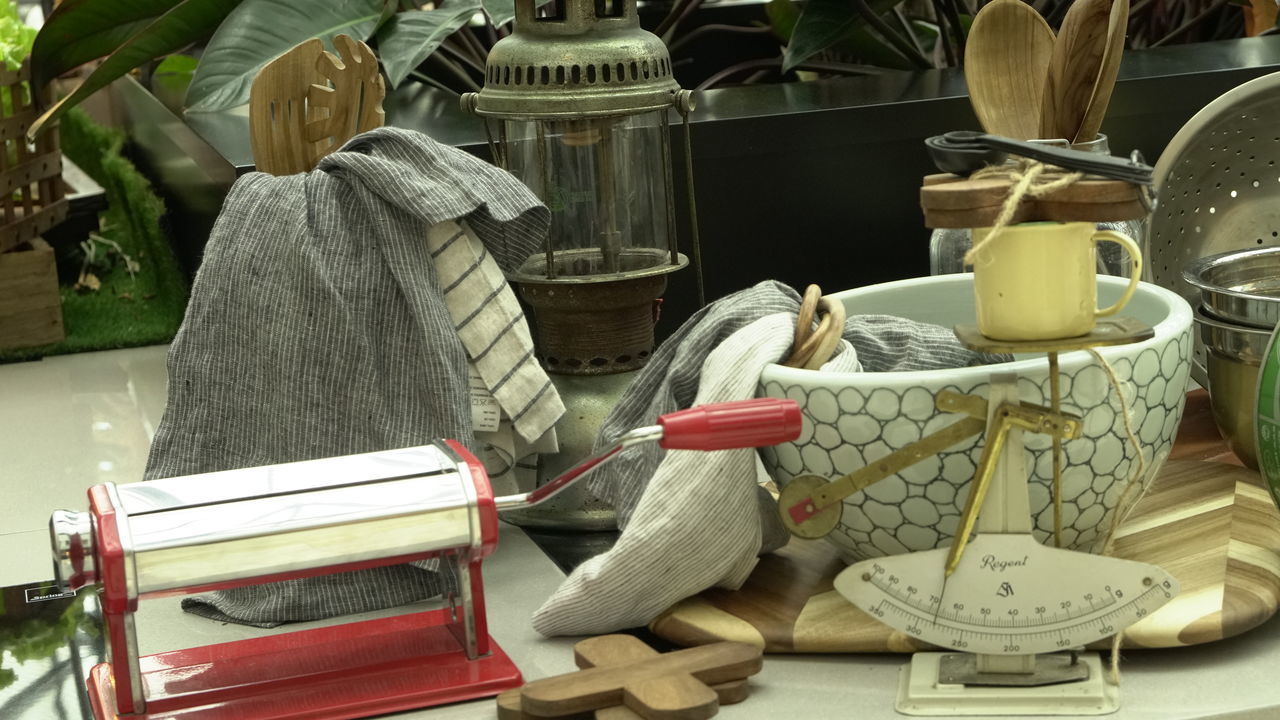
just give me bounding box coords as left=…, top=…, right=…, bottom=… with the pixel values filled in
left=971, top=222, right=1143, bottom=341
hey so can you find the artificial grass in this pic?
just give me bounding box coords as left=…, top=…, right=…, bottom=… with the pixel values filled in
left=0, top=107, right=189, bottom=363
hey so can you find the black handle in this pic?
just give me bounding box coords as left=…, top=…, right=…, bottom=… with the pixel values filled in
left=927, top=131, right=1153, bottom=185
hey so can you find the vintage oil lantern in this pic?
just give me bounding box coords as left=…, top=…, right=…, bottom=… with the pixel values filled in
left=461, top=0, right=701, bottom=528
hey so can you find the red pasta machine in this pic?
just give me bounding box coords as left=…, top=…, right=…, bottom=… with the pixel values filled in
left=48, top=397, right=801, bottom=719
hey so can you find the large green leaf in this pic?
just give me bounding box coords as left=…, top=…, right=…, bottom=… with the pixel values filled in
left=482, top=0, right=557, bottom=30
left=29, top=0, right=233, bottom=94
left=185, top=0, right=388, bottom=113
left=772, top=0, right=912, bottom=71
left=766, top=0, right=800, bottom=41
left=29, top=0, right=242, bottom=138
left=377, top=3, right=480, bottom=89
left=481, top=0, right=515, bottom=27
left=151, top=53, right=200, bottom=110
left=782, top=0, right=857, bottom=71
left=782, top=0, right=912, bottom=72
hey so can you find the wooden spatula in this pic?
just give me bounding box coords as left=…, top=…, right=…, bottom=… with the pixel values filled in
left=964, top=0, right=1056, bottom=140
left=248, top=34, right=385, bottom=176
left=1074, top=0, right=1129, bottom=143
left=1040, top=0, right=1113, bottom=141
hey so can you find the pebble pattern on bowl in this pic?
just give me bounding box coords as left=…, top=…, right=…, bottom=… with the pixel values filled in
left=759, top=330, right=1192, bottom=561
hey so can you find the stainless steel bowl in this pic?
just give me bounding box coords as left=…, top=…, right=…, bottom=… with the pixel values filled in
left=1196, top=309, right=1271, bottom=469
left=1183, top=247, right=1280, bottom=329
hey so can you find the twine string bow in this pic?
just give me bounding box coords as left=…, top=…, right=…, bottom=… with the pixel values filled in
left=962, top=160, right=1085, bottom=266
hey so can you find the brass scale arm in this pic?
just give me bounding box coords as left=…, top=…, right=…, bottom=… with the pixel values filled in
left=777, top=390, right=1081, bottom=574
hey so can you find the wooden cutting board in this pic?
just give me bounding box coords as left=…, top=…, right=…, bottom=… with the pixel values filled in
left=650, top=394, right=1280, bottom=652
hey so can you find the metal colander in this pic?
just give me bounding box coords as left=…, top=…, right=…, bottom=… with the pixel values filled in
left=1149, top=70, right=1280, bottom=380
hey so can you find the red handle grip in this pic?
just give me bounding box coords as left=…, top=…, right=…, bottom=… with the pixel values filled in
left=657, top=398, right=802, bottom=451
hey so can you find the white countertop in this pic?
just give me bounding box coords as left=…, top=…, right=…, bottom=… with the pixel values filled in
left=4, top=347, right=1280, bottom=719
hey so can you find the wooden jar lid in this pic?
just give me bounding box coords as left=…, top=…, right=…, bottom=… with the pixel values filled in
left=921, top=172, right=1147, bottom=228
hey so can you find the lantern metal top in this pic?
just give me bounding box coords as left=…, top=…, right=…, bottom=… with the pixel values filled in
left=463, top=0, right=680, bottom=120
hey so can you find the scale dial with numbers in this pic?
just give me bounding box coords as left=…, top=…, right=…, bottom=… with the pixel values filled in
left=834, top=534, right=1179, bottom=655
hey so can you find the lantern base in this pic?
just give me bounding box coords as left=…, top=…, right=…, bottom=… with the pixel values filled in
left=511, top=247, right=685, bottom=285
left=518, top=265, right=682, bottom=375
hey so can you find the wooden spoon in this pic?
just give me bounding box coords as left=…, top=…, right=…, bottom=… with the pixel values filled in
left=964, top=0, right=1056, bottom=140
left=1040, top=0, right=1114, bottom=141
left=1074, top=0, right=1129, bottom=143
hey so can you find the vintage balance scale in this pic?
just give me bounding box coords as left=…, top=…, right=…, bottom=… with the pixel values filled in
left=777, top=133, right=1179, bottom=715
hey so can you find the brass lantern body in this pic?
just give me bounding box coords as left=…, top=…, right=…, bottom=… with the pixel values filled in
left=462, top=0, right=697, bottom=376
left=461, top=0, right=701, bottom=530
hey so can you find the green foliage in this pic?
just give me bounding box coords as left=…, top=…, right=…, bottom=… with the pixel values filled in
left=185, top=0, right=390, bottom=113
left=376, top=2, right=481, bottom=89
left=32, top=1, right=183, bottom=91
left=0, top=108, right=188, bottom=363
left=24, top=0, right=1267, bottom=110
left=0, top=1, right=32, bottom=118
left=481, top=0, right=517, bottom=28
left=772, top=0, right=919, bottom=72
left=0, top=0, right=35, bottom=71
left=151, top=52, right=199, bottom=107
left=29, top=0, right=243, bottom=135
left=154, top=52, right=200, bottom=76
left=29, top=0, right=529, bottom=118
left=0, top=591, right=94, bottom=693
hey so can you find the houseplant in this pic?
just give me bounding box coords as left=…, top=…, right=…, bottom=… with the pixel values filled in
left=26, top=0, right=1280, bottom=347
left=29, top=0, right=1273, bottom=136
left=34, top=0, right=768, bottom=130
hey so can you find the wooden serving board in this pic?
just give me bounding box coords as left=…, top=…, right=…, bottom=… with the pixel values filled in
left=650, top=394, right=1280, bottom=652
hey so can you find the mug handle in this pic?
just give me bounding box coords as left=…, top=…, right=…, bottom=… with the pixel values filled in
left=1092, top=230, right=1143, bottom=318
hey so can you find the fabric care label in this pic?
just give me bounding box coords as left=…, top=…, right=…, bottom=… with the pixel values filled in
left=469, top=364, right=501, bottom=432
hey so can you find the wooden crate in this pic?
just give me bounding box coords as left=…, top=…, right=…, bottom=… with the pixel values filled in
left=0, top=237, right=64, bottom=350
left=0, top=59, right=68, bottom=254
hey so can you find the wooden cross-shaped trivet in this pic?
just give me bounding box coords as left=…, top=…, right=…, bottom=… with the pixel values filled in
left=497, top=636, right=762, bottom=719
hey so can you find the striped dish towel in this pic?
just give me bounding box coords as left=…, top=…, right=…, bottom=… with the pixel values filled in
left=532, top=312, right=862, bottom=635
left=427, top=219, right=563, bottom=444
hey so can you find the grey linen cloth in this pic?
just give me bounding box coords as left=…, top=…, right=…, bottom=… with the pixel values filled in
left=533, top=280, right=1007, bottom=636
left=144, top=127, right=552, bottom=626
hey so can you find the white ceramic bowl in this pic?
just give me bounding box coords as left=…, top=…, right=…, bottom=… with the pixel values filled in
left=758, top=274, right=1193, bottom=562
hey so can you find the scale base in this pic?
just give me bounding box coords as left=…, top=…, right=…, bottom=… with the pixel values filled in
left=896, top=652, right=1119, bottom=716
left=939, top=653, right=1089, bottom=687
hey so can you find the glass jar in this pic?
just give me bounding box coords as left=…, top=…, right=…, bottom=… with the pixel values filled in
left=928, top=134, right=1142, bottom=277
